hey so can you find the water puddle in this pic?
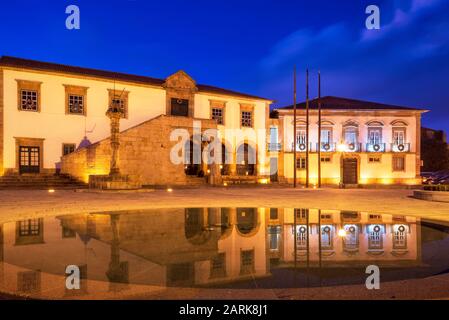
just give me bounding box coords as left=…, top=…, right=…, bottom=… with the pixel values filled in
left=1, top=208, right=449, bottom=298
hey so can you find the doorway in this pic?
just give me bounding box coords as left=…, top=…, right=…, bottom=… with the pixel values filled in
left=19, top=146, right=40, bottom=174
left=270, top=157, right=278, bottom=182
left=342, top=158, right=358, bottom=185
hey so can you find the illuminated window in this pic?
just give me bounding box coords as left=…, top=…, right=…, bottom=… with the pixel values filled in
left=68, top=94, right=85, bottom=114
left=393, top=225, right=408, bottom=249
left=19, top=219, right=41, bottom=236
left=270, top=208, right=279, bottom=220
left=64, top=85, right=88, bottom=116
left=241, top=111, right=252, bottom=127
left=269, top=226, right=281, bottom=250
left=295, top=129, right=307, bottom=151
left=368, top=225, right=383, bottom=250
left=17, top=271, right=41, bottom=293
left=16, top=80, right=41, bottom=112
left=240, top=250, right=255, bottom=275
left=343, top=225, right=359, bottom=250
left=211, top=108, right=224, bottom=125
left=210, top=253, right=226, bottom=278
left=368, top=127, right=383, bottom=145
left=320, top=225, right=333, bottom=250
left=321, top=128, right=332, bottom=144
left=20, top=90, right=38, bottom=111
left=296, top=225, right=308, bottom=250
left=393, top=128, right=406, bottom=145
left=393, top=156, right=405, bottom=171
left=344, top=127, right=358, bottom=144
left=296, top=157, right=306, bottom=169
left=63, top=143, right=76, bottom=156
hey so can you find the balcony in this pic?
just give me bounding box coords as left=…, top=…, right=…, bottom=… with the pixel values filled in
left=267, top=143, right=282, bottom=152
left=291, top=142, right=312, bottom=152
left=391, top=143, right=410, bottom=152
left=366, top=143, right=386, bottom=153
left=338, top=142, right=362, bottom=152
left=316, top=143, right=336, bottom=152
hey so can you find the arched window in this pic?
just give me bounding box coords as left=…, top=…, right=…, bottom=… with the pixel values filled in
left=343, top=224, right=359, bottom=251
left=366, top=121, right=384, bottom=147
left=236, top=208, right=258, bottom=235
left=320, top=225, right=334, bottom=250
left=343, top=121, right=359, bottom=148
left=295, top=225, right=308, bottom=250
left=368, top=224, right=384, bottom=250
left=393, top=224, right=408, bottom=250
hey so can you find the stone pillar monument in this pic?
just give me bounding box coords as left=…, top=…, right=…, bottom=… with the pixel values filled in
left=106, top=105, right=123, bottom=176
left=88, top=102, right=140, bottom=190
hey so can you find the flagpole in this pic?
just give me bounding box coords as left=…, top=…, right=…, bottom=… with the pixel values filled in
left=306, top=69, right=310, bottom=188
left=293, top=66, right=297, bottom=188
left=318, top=71, right=322, bottom=188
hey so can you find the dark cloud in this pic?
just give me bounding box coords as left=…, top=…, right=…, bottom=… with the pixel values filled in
left=260, top=0, right=449, bottom=131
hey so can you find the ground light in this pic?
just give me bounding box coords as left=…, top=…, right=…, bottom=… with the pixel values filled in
left=167, top=188, right=173, bottom=193
left=48, top=189, right=55, bottom=193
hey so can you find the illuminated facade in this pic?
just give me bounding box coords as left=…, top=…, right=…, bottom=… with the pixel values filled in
left=0, top=56, right=272, bottom=185
left=272, top=97, right=427, bottom=186
left=0, top=57, right=428, bottom=187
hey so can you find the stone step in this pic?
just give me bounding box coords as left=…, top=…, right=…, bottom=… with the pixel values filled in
left=222, top=176, right=259, bottom=185
left=0, top=174, right=87, bottom=190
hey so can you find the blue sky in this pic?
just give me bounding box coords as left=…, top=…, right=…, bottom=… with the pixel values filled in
left=1, top=0, right=448, bottom=132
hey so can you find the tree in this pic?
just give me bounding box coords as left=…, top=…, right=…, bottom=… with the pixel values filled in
left=421, top=138, right=449, bottom=172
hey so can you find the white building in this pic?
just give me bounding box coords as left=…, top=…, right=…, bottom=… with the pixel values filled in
left=271, top=96, right=427, bottom=186
left=0, top=56, right=272, bottom=185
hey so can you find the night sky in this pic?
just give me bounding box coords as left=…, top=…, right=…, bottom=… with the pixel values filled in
left=1, top=0, right=448, bottom=132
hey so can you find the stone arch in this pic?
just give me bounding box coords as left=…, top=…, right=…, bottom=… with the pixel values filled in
left=342, top=119, right=359, bottom=128
left=292, top=119, right=307, bottom=127
left=390, top=119, right=409, bottom=127
left=319, top=120, right=335, bottom=126
left=236, top=142, right=257, bottom=176
left=220, top=140, right=233, bottom=176
left=184, top=138, right=202, bottom=176
left=185, top=208, right=211, bottom=245
left=366, top=120, right=384, bottom=127
left=236, top=208, right=260, bottom=237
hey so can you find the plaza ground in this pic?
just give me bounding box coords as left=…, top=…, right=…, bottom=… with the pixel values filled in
left=1, top=187, right=449, bottom=224
left=1, top=186, right=449, bottom=300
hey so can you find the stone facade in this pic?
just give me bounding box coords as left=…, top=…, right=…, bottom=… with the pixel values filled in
left=61, top=115, right=218, bottom=186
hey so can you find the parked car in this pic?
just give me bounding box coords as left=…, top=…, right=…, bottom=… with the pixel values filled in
left=422, top=171, right=449, bottom=185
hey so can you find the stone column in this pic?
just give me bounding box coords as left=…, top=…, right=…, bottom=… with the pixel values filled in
left=106, top=107, right=124, bottom=177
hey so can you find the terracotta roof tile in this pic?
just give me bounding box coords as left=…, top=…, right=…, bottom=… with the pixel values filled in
left=0, top=56, right=271, bottom=101
left=278, top=96, right=425, bottom=111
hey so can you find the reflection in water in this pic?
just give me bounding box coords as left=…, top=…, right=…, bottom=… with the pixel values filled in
left=0, top=208, right=449, bottom=296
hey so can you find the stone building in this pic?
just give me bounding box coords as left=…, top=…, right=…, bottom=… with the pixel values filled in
left=0, top=56, right=273, bottom=187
